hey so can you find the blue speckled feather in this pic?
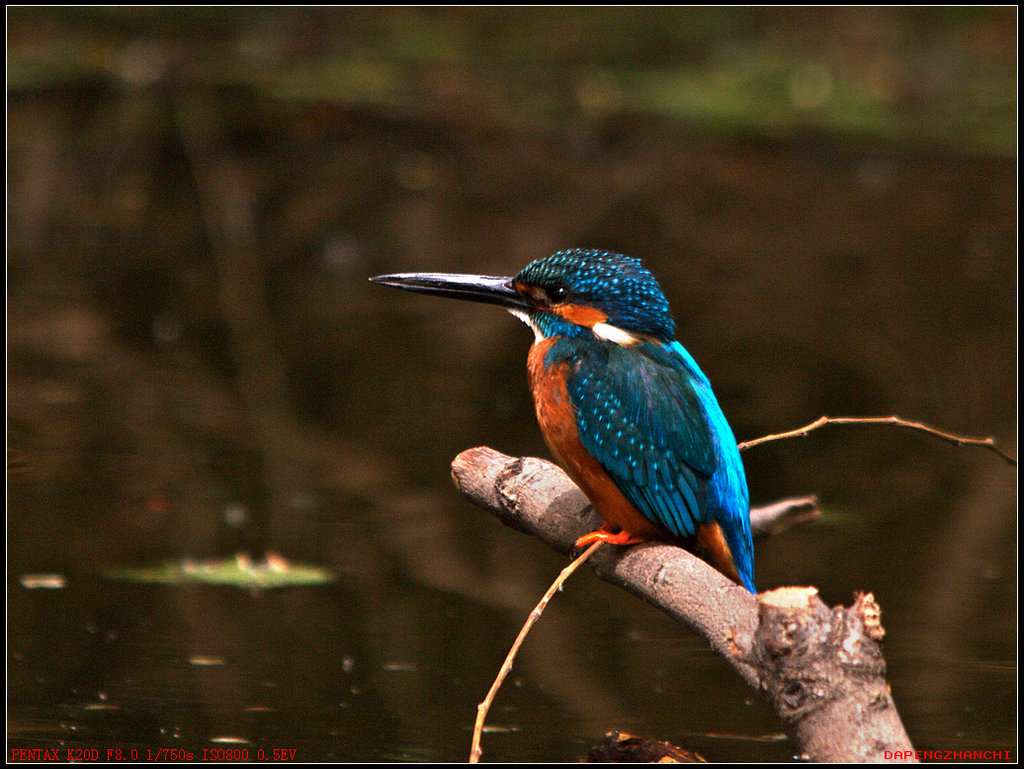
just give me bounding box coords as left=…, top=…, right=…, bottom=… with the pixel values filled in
left=554, top=337, right=755, bottom=591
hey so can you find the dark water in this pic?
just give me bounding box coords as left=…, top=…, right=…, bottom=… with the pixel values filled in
left=7, top=9, right=1017, bottom=764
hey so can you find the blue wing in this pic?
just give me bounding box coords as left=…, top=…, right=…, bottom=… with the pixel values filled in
left=565, top=339, right=754, bottom=589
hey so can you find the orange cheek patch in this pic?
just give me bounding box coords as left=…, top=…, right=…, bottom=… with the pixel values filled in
left=554, top=304, right=608, bottom=327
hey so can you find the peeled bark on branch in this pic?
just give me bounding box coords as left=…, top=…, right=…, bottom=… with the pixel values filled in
left=451, top=446, right=917, bottom=763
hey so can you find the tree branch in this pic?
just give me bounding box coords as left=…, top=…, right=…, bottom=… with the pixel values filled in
left=737, top=415, right=1016, bottom=467
left=750, top=494, right=820, bottom=537
left=451, top=446, right=917, bottom=763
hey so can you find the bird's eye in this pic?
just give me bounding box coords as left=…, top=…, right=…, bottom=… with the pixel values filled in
left=548, top=284, right=569, bottom=302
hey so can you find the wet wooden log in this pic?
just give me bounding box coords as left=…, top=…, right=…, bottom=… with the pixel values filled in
left=586, top=729, right=706, bottom=763
left=451, top=446, right=917, bottom=763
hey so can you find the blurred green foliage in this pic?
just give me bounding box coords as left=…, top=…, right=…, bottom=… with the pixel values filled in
left=7, top=6, right=1017, bottom=156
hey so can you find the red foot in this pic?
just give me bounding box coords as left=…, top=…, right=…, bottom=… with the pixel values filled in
left=575, top=525, right=647, bottom=548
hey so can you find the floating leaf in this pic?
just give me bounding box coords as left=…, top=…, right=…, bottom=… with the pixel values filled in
left=103, top=555, right=334, bottom=588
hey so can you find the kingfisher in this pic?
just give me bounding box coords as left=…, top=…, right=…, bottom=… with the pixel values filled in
left=371, top=249, right=754, bottom=592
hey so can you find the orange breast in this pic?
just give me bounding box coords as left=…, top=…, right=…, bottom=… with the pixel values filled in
left=527, top=339, right=663, bottom=540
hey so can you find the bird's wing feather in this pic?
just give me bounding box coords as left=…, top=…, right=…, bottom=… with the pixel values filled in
left=566, top=342, right=718, bottom=538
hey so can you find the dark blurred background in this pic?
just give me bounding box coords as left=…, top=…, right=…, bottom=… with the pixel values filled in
left=7, top=7, right=1016, bottom=762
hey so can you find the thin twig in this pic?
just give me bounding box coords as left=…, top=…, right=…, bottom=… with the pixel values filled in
left=737, top=415, right=1016, bottom=466
left=469, top=540, right=605, bottom=763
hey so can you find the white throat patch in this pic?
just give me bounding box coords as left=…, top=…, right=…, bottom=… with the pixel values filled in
left=507, top=309, right=545, bottom=344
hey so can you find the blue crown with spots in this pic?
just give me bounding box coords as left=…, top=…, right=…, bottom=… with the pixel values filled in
left=515, top=249, right=676, bottom=341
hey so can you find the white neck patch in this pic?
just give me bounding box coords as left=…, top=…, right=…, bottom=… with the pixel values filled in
left=592, top=321, right=641, bottom=346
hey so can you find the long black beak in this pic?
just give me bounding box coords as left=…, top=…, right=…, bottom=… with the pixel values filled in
left=369, top=272, right=531, bottom=311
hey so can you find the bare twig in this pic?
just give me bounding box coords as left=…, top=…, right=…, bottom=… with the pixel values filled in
left=469, top=540, right=604, bottom=763
left=737, top=415, right=1016, bottom=466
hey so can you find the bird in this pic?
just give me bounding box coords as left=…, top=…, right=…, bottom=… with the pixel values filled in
left=370, top=249, right=754, bottom=592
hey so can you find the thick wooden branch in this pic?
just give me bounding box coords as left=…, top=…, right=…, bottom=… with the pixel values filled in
left=451, top=446, right=917, bottom=763
left=750, top=494, right=821, bottom=537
